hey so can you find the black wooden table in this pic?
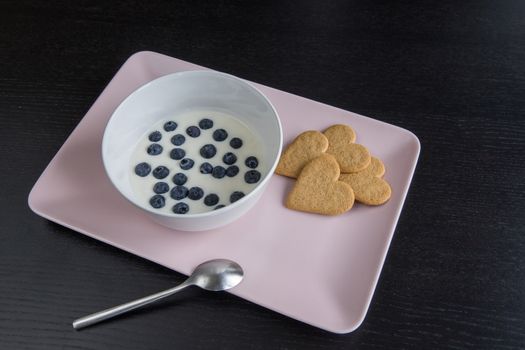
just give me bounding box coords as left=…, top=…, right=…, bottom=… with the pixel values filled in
left=2, top=1, right=524, bottom=349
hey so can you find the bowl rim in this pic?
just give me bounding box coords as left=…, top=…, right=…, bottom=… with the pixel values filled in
left=101, top=70, right=283, bottom=219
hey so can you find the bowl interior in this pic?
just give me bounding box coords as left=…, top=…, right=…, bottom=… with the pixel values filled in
left=102, top=71, right=282, bottom=215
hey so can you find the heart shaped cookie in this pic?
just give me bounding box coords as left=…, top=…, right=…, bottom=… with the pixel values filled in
left=339, top=157, right=391, bottom=205
left=275, top=130, right=329, bottom=178
left=286, top=154, right=355, bottom=215
left=323, top=124, right=371, bottom=173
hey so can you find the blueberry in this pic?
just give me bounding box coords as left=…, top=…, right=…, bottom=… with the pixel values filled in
left=147, top=143, right=163, bottom=155
left=200, top=162, right=213, bottom=174
left=200, top=144, right=217, bottom=159
left=245, top=170, right=261, bottom=184
left=230, top=137, right=243, bottom=149
left=199, top=118, right=214, bottom=130
left=245, top=156, right=259, bottom=169
left=188, top=187, right=204, bottom=200
left=170, top=148, right=186, bottom=160
left=149, top=131, right=162, bottom=142
left=163, top=121, right=177, bottom=132
left=173, top=202, right=189, bottom=214
left=226, top=165, right=239, bottom=177
left=153, top=182, right=169, bottom=194
left=230, top=191, right=245, bottom=203
left=213, top=129, right=228, bottom=142
left=212, top=166, right=226, bottom=179
left=186, top=126, right=201, bottom=138
left=149, top=195, right=165, bottom=209
left=172, top=173, right=187, bottom=185
left=171, top=134, right=185, bottom=146
left=204, top=194, right=219, bottom=206
left=170, top=185, right=189, bottom=200
left=214, top=204, right=225, bottom=210
left=222, top=152, right=237, bottom=165
left=180, top=158, right=194, bottom=170
left=134, top=162, right=151, bottom=177
left=152, top=166, right=169, bottom=179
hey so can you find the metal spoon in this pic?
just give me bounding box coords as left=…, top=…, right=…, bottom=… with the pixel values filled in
left=72, top=259, right=244, bottom=330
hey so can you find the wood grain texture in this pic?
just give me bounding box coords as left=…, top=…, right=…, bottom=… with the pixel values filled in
left=1, top=0, right=524, bottom=349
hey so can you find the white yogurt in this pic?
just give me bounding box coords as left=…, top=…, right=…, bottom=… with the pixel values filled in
left=129, top=110, right=265, bottom=214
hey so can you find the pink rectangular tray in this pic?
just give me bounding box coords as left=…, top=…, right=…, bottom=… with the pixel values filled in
left=29, top=51, right=420, bottom=333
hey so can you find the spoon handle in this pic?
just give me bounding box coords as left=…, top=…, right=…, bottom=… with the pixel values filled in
left=72, top=280, right=192, bottom=330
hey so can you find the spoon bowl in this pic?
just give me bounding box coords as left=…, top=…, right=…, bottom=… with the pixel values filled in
left=189, top=259, right=244, bottom=291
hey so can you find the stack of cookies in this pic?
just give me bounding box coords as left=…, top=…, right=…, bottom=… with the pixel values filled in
left=276, top=124, right=391, bottom=216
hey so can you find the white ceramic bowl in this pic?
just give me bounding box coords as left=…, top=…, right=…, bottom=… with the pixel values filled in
left=102, top=71, right=282, bottom=231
